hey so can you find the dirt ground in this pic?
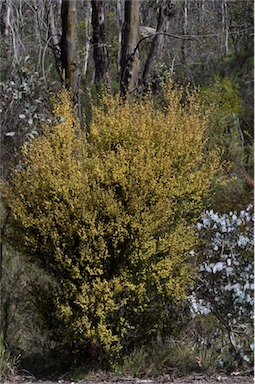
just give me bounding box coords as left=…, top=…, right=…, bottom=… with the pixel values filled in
left=3, top=373, right=254, bottom=384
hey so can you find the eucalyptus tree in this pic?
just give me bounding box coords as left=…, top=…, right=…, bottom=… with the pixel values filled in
left=91, top=0, right=110, bottom=85
left=141, top=0, right=177, bottom=89
left=60, top=0, right=78, bottom=95
left=120, top=0, right=140, bottom=97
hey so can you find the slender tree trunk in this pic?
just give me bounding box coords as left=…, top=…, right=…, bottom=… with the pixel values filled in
left=224, top=0, right=229, bottom=55
left=0, top=0, right=9, bottom=37
left=141, top=0, right=176, bottom=89
left=181, top=0, right=188, bottom=64
left=197, top=0, right=205, bottom=23
left=120, top=0, right=140, bottom=98
left=201, top=0, right=205, bottom=15
left=60, top=0, right=78, bottom=95
left=221, top=0, right=225, bottom=33
left=116, top=0, right=124, bottom=75
left=91, top=0, right=110, bottom=85
left=45, top=0, right=62, bottom=76
left=2, top=1, right=19, bottom=64
left=82, top=1, right=92, bottom=76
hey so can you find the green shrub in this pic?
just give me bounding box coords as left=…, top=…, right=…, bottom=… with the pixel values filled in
left=200, top=76, right=242, bottom=159
left=0, top=58, right=55, bottom=178
left=199, top=76, right=253, bottom=211
left=2, top=84, right=221, bottom=364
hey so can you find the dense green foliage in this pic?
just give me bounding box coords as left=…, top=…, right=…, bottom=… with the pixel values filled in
left=199, top=77, right=253, bottom=211
left=3, top=86, right=221, bottom=363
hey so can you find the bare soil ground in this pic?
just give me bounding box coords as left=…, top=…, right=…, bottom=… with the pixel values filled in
left=3, top=373, right=254, bottom=384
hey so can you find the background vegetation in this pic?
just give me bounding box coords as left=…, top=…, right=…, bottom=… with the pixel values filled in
left=0, top=0, right=253, bottom=380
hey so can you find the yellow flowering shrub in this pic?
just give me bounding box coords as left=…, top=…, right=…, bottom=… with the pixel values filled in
left=2, top=85, right=221, bottom=362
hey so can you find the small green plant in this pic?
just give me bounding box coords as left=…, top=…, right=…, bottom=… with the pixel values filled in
left=0, top=58, right=55, bottom=179
left=114, top=334, right=222, bottom=377
left=0, top=339, right=20, bottom=380
left=118, top=346, right=148, bottom=377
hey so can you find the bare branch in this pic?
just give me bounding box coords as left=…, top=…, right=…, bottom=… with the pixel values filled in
left=133, top=32, right=199, bottom=57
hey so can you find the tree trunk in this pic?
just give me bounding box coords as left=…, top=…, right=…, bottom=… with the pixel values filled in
left=82, top=1, right=92, bottom=76
left=181, top=0, right=188, bottom=64
left=223, top=0, right=229, bottom=55
left=1, top=1, right=19, bottom=64
left=116, top=0, right=124, bottom=75
left=141, top=0, right=177, bottom=89
left=91, top=0, right=110, bottom=85
left=120, top=0, right=140, bottom=98
left=0, top=0, right=10, bottom=37
left=60, top=0, right=78, bottom=95
left=45, top=0, right=62, bottom=77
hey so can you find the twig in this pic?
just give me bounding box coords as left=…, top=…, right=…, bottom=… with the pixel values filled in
left=133, top=32, right=200, bottom=56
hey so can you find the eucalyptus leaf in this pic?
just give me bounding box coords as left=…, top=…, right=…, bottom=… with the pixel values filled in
left=6, top=131, right=15, bottom=137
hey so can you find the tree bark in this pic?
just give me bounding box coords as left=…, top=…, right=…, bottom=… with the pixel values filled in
left=181, top=0, right=188, bottom=64
left=0, top=0, right=10, bottom=37
left=223, top=0, right=229, bottom=55
left=91, top=0, right=110, bottom=85
left=45, top=0, right=62, bottom=76
left=120, top=0, right=140, bottom=98
left=60, top=0, right=78, bottom=95
left=116, top=0, right=124, bottom=75
left=141, top=0, right=177, bottom=89
left=82, top=1, right=92, bottom=76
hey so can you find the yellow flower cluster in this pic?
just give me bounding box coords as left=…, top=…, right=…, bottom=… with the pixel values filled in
left=2, top=84, right=221, bottom=361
